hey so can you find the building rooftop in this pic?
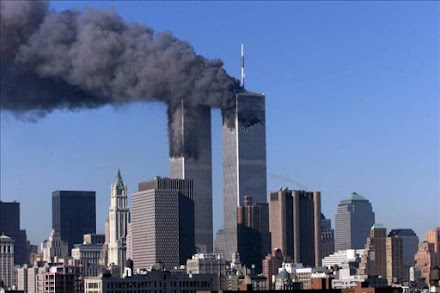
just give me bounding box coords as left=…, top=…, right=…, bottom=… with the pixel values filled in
left=371, top=223, right=387, bottom=230
left=0, top=234, right=11, bottom=239
left=388, top=228, right=418, bottom=237
left=342, top=192, right=368, bottom=202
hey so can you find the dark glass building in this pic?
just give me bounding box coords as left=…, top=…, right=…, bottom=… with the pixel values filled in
left=388, top=229, right=419, bottom=267
left=0, top=201, right=29, bottom=265
left=52, top=191, right=96, bottom=253
left=321, top=213, right=335, bottom=259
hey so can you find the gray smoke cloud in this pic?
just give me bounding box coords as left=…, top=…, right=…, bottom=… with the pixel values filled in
left=1, top=0, right=261, bottom=157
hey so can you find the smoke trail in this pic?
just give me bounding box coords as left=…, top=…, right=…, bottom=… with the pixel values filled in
left=1, top=0, right=262, bottom=157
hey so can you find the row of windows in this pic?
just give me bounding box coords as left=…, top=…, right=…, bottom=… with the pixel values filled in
left=103, top=280, right=211, bottom=290
left=0, top=245, right=14, bottom=254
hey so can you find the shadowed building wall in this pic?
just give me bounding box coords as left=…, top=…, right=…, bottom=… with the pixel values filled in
left=237, top=196, right=269, bottom=273
left=0, top=201, right=29, bottom=265
left=52, top=191, right=96, bottom=253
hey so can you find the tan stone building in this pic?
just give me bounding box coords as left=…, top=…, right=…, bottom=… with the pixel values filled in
left=386, top=236, right=403, bottom=283
left=269, top=189, right=321, bottom=267
left=358, top=224, right=404, bottom=283
left=414, top=227, right=440, bottom=285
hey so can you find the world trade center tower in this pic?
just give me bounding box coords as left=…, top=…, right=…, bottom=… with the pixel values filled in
left=223, top=91, right=267, bottom=261
left=169, top=101, right=213, bottom=252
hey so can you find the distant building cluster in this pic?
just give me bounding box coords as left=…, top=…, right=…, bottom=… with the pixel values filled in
left=1, top=91, right=439, bottom=293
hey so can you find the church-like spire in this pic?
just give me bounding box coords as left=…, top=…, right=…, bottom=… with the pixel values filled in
left=115, top=169, right=123, bottom=186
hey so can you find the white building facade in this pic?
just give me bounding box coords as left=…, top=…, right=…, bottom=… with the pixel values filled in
left=106, top=170, right=130, bottom=272
left=186, top=253, right=227, bottom=275
left=41, top=229, right=68, bottom=263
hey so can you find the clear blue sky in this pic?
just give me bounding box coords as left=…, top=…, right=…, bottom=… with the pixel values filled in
left=1, top=1, right=438, bottom=245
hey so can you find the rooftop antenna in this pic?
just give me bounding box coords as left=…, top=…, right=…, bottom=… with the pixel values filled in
left=241, top=43, right=245, bottom=88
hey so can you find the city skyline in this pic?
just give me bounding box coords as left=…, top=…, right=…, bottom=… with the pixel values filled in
left=1, top=1, right=438, bottom=245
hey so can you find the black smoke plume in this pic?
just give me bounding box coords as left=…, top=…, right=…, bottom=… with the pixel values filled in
left=1, top=0, right=261, bottom=157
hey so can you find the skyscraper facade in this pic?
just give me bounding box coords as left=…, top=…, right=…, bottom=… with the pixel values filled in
left=358, top=224, right=404, bottom=283
left=106, top=170, right=130, bottom=272
left=223, top=91, right=267, bottom=261
left=214, top=228, right=225, bottom=255
left=335, top=192, right=375, bottom=251
left=131, top=177, right=195, bottom=271
left=269, top=189, right=321, bottom=267
left=169, top=103, right=213, bottom=253
left=52, top=190, right=96, bottom=253
left=369, top=224, right=387, bottom=278
left=388, top=228, right=419, bottom=281
left=386, top=235, right=403, bottom=284
left=0, top=201, right=29, bottom=265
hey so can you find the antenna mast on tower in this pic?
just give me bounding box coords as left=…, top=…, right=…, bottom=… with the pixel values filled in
left=241, top=43, right=245, bottom=88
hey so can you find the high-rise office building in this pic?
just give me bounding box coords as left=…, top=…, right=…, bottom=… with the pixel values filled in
left=0, top=234, right=14, bottom=289
left=388, top=229, right=419, bottom=281
left=425, top=228, right=440, bottom=253
left=214, top=228, right=225, bottom=255
left=414, top=227, right=440, bottom=285
left=106, top=170, right=130, bottom=273
left=52, top=190, right=96, bottom=253
left=360, top=224, right=388, bottom=278
left=131, top=177, right=195, bottom=271
left=386, top=235, right=403, bottom=284
left=223, top=91, right=267, bottom=261
left=0, top=201, right=29, bottom=265
left=236, top=196, right=269, bottom=273
left=169, top=103, right=213, bottom=253
left=358, top=224, right=404, bottom=283
left=269, top=189, right=321, bottom=267
left=126, top=222, right=132, bottom=260
left=321, top=214, right=335, bottom=259
left=335, top=192, right=375, bottom=251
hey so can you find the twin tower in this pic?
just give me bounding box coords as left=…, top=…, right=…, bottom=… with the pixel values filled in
left=169, top=91, right=267, bottom=260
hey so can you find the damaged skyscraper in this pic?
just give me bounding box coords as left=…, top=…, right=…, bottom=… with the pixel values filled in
left=223, top=91, right=268, bottom=261
left=169, top=102, right=213, bottom=252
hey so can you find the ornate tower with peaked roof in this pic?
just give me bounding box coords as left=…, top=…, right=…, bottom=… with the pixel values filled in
left=107, top=169, right=130, bottom=274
